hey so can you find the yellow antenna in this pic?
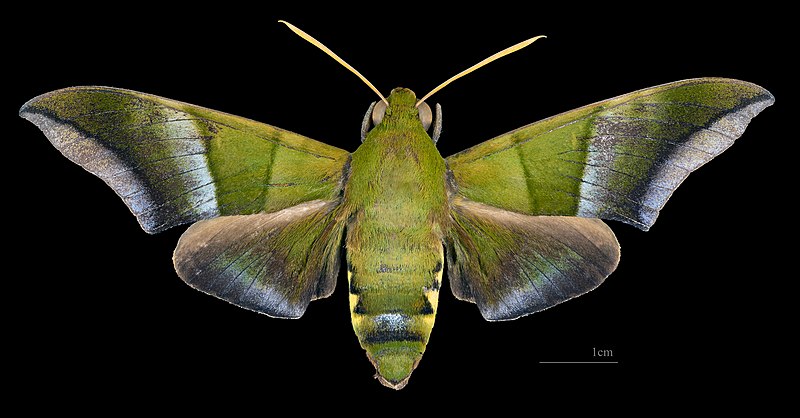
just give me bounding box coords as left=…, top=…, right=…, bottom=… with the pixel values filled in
left=279, top=20, right=389, bottom=106
left=416, top=35, right=547, bottom=107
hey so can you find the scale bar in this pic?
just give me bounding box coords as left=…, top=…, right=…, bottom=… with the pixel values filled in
left=539, top=361, right=619, bottom=364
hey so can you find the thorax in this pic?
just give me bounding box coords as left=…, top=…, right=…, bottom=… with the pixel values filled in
left=344, top=122, right=448, bottom=227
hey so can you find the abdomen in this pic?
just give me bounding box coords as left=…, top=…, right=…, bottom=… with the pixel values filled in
left=346, top=210, right=443, bottom=388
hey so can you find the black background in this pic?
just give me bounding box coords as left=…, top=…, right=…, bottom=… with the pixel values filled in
left=8, top=4, right=787, bottom=408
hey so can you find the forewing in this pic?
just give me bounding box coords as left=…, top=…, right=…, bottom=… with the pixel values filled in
left=173, top=200, right=344, bottom=318
left=447, top=198, right=620, bottom=321
left=446, top=78, right=774, bottom=230
left=20, top=87, right=351, bottom=233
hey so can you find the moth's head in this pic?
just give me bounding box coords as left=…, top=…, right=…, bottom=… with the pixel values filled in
left=370, top=88, right=434, bottom=131
left=361, top=88, right=441, bottom=142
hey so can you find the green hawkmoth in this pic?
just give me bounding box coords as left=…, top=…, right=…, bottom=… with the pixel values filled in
left=19, top=21, right=774, bottom=389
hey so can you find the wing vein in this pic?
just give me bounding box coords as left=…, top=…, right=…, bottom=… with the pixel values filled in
left=597, top=115, right=735, bottom=139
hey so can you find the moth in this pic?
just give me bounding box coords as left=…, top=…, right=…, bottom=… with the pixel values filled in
left=20, top=21, right=774, bottom=389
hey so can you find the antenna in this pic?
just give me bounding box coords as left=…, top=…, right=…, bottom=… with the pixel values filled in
left=416, top=35, right=546, bottom=107
left=279, top=20, right=389, bottom=106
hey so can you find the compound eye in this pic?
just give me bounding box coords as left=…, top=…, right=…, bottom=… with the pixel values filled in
left=371, top=100, right=387, bottom=126
left=418, top=102, right=432, bottom=131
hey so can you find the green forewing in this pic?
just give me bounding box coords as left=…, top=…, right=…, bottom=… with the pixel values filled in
left=446, top=78, right=774, bottom=230
left=20, top=87, right=350, bottom=233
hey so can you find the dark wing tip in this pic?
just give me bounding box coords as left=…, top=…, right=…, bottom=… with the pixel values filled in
left=19, top=87, right=168, bottom=236
left=20, top=87, right=72, bottom=116
left=711, top=77, right=775, bottom=109
left=19, top=90, right=49, bottom=117
left=758, top=85, right=776, bottom=106
left=20, top=86, right=137, bottom=117
left=632, top=79, right=775, bottom=232
left=19, top=91, right=53, bottom=121
left=19, top=102, right=33, bottom=119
